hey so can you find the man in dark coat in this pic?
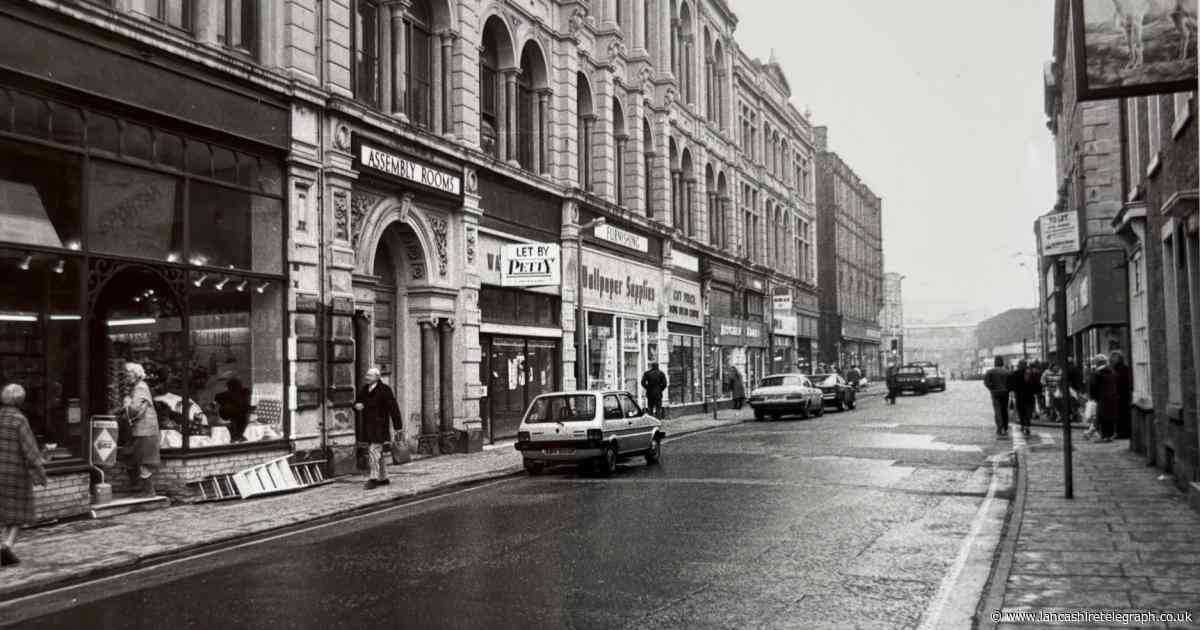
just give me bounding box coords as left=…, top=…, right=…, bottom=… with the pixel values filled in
left=1109, top=350, right=1133, bottom=439
left=884, top=365, right=899, bottom=405
left=1008, top=360, right=1036, bottom=436
left=353, top=367, right=403, bottom=489
left=726, top=366, right=746, bottom=410
left=983, top=357, right=1011, bottom=437
left=640, top=363, right=667, bottom=418
left=1087, top=354, right=1120, bottom=442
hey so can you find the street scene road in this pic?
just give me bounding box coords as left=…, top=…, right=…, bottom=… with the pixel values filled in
left=13, top=383, right=1013, bottom=629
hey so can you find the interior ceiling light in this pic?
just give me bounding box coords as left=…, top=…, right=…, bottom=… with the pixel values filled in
left=193, top=273, right=209, bottom=287
left=235, top=280, right=248, bottom=292
left=255, top=281, right=269, bottom=294
left=215, top=276, right=230, bottom=290
left=52, top=259, right=65, bottom=274
left=17, top=254, right=32, bottom=271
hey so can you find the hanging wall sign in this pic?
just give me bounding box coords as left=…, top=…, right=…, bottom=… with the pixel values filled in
left=500, top=243, right=560, bottom=287
left=593, top=223, right=649, bottom=253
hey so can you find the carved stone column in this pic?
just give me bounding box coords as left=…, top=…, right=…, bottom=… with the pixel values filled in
left=417, top=319, right=439, bottom=454
left=496, top=68, right=508, bottom=162
left=438, top=318, right=456, bottom=452
left=380, top=3, right=393, bottom=114
left=632, top=0, right=645, bottom=52
left=505, top=69, right=519, bottom=166
left=582, top=114, right=596, bottom=189
left=440, top=31, right=454, bottom=137
left=531, top=89, right=542, bottom=174
left=670, top=169, right=682, bottom=229
left=537, top=89, right=551, bottom=174
left=431, top=28, right=443, bottom=135
left=720, top=194, right=732, bottom=249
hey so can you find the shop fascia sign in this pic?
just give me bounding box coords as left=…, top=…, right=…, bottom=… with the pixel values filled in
left=672, top=249, right=700, bottom=273
left=581, top=249, right=660, bottom=316
left=773, top=315, right=798, bottom=336
left=594, top=223, right=649, bottom=253
left=357, top=140, right=462, bottom=197
left=772, top=287, right=793, bottom=312
left=500, top=242, right=560, bottom=287
left=668, top=278, right=702, bottom=326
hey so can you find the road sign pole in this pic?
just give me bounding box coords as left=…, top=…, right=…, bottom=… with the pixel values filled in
left=1053, top=257, right=1073, bottom=499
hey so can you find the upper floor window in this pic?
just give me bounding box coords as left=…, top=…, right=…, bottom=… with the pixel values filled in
left=217, top=0, right=257, bottom=55
left=353, top=0, right=380, bottom=107
left=147, top=0, right=193, bottom=31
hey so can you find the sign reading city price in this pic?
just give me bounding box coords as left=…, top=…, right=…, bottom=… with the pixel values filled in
left=1039, top=211, right=1080, bottom=257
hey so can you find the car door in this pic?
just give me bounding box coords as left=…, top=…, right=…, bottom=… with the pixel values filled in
left=619, top=393, right=651, bottom=452
left=601, top=394, right=625, bottom=444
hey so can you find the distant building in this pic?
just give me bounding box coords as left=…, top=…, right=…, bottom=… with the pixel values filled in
left=815, top=127, right=884, bottom=378
left=975, top=308, right=1040, bottom=367
left=903, top=324, right=976, bottom=379
left=881, top=273, right=905, bottom=364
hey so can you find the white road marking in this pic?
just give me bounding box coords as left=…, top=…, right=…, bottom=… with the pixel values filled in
left=915, top=454, right=1005, bottom=630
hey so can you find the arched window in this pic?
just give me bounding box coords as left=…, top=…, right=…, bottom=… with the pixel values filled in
left=577, top=72, right=595, bottom=190
left=479, top=17, right=514, bottom=160
left=680, top=148, right=694, bottom=236
left=704, top=30, right=714, bottom=121
left=716, top=172, right=728, bottom=248
left=712, top=39, right=725, bottom=129
left=669, top=138, right=679, bottom=227
left=643, top=117, right=654, bottom=218
left=613, top=97, right=627, bottom=206
left=705, top=164, right=717, bottom=246
left=677, top=2, right=693, bottom=105
left=518, top=41, right=550, bottom=173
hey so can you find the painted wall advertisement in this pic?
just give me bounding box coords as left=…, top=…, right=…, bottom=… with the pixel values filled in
left=581, top=249, right=661, bottom=317
left=668, top=278, right=702, bottom=326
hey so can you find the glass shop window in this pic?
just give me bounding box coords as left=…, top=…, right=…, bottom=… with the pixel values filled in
left=0, top=138, right=83, bottom=251
left=188, top=181, right=283, bottom=273
left=87, top=159, right=184, bottom=263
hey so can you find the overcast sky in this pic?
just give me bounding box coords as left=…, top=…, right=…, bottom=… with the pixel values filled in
left=732, top=0, right=1057, bottom=325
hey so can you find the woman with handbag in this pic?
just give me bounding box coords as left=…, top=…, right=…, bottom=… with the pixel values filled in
left=0, top=384, right=47, bottom=567
left=118, top=362, right=160, bottom=497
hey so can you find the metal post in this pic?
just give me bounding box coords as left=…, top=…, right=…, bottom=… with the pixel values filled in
left=1054, top=257, right=1073, bottom=499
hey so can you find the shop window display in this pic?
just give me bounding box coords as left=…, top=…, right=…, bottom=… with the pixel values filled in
left=668, top=334, right=702, bottom=405
left=0, top=250, right=83, bottom=460
left=587, top=312, right=616, bottom=390
left=189, top=181, right=283, bottom=273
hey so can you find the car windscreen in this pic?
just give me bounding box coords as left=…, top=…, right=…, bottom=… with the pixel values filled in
left=811, top=374, right=838, bottom=386
left=898, top=368, right=923, bottom=376
left=922, top=367, right=940, bottom=376
left=760, top=376, right=802, bottom=387
left=525, top=395, right=597, bottom=423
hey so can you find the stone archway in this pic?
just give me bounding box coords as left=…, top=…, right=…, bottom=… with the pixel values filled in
left=352, top=194, right=460, bottom=455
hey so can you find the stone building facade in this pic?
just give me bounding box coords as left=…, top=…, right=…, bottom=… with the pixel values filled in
left=881, top=272, right=904, bottom=365
left=0, top=0, right=827, bottom=518
left=814, top=127, right=883, bottom=378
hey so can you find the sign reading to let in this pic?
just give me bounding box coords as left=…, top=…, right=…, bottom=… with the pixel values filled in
left=500, top=243, right=560, bottom=287
left=90, top=416, right=119, bottom=467
left=1039, top=212, right=1080, bottom=257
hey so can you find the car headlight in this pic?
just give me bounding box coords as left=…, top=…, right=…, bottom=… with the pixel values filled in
left=920, top=378, right=926, bottom=383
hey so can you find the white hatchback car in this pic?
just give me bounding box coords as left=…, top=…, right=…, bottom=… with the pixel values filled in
left=514, top=391, right=665, bottom=475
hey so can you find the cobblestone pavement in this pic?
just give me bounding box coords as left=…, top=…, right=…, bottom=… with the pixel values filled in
left=0, top=409, right=748, bottom=601
left=992, top=431, right=1200, bottom=630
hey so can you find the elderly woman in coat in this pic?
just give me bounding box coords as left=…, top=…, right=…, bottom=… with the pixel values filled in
left=0, top=383, right=47, bottom=567
left=119, top=362, right=160, bottom=496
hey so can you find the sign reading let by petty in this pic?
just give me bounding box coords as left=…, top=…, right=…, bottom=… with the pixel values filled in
left=1039, top=211, right=1080, bottom=257
left=500, top=243, right=560, bottom=287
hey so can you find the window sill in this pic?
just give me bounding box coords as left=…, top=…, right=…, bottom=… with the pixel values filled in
left=45, top=459, right=91, bottom=475
left=160, top=439, right=290, bottom=459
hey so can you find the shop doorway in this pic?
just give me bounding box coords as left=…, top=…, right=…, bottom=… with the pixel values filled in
left=88, top=265, right=185, bottom=444
left=352, top=241, right=401, bottom=443
left=479, top=335, right=558, bottom=442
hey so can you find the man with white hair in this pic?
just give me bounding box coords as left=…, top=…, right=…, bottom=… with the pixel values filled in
left=353, top=367, right=402, bottom=489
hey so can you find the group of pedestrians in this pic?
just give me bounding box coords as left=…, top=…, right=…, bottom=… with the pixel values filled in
left=982, top=352, right=1131, bottom=442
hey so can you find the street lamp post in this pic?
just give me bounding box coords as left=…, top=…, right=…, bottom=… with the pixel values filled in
left=575, top=217, right=606, bottom=390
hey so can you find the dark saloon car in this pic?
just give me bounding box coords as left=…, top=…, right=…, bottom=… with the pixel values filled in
left=811, top=373, right=856, bottom=411
left=894, top=364, right=944, bottom=395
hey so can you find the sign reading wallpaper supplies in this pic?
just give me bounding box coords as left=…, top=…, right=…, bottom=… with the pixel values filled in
left=581, top=249, right=661, bottom=316
left=500, top=243, right=560, bottom=287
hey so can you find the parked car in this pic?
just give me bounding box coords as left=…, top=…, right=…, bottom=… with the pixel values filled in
left=748, top=373, right=825, bottom=421
left=811, top=373, right=857, bottom=411
left=514, top=391, right=665, bottom=475
left=917, top=364, right=946, bottom=391
left=893, top=364, right=940, bottom=395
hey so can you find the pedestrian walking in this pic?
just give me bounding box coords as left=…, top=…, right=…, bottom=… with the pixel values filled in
left=726, top=366, right=746, bottom=410
left=118, top=362, right=159, bottom=497
left=846, top=365, right=862, bottom=391
left=1027, top=361, right=1044, bottom=419
left=1110, top=350, right=1132, bottom=439
left=983, top=357, right=1011, bottom=437
left=353, top=367, right=403, bottom=489
left=884, top=365, right=899, bottom=405
left=1007, top=360, right=1037, bottom=436
left=1087, top=354, right=1120, bottom=442
left=0, top=384, right=47, bottom=567
left=1040, top=362, right=1065, bottom=424
left=640, top=362, right=667, bottom=418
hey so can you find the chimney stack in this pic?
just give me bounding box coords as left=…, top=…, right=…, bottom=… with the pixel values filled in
left=814, top=126, right=828, bottom=152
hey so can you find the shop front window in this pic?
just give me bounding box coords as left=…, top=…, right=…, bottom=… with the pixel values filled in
left=587, top=312, right=615, bottom=390
left=620, top=318, right=643, bottom=397
left=0, top=137, right=83, bottom=251
left=186, top=273, right=284, bottom=448
left=88, top=160, right=183, bottom=263
left=189, top=181, right=283, bottom=273
left=0, top=250, right=84, bottom=459
left=668, top=334, right=702, bottom=405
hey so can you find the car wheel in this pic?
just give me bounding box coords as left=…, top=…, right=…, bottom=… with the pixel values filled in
left=835, top=398, right=845, bottom=412
left=754, top=409, right=765, bottom=421
left=523, top=460, right=544, bottom=475
left=770, top=413, right=781, bottom=422
left=848, top=398, right=856, bottom=410
left=799, top=404, right=810, bottom=420
left=645, top=436, right=662, bottom=465
left=599, top=444, right=618, bottom=476
left=919, top=387, right=928, bottom=396
left=815, top=401, right=825, bottom=417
